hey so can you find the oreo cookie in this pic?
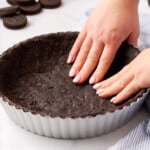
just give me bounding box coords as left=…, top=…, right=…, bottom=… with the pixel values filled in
left=7, top=0, right=18, bottom=5
left=20, top=2, right=42, bottom=15
left=16, top=0, right=35, bottom=6
left=0, top=6, right=19, bottom=17
left=3, top=14, right=27, bottom=29
left=39, top=0, right=61, bottom=8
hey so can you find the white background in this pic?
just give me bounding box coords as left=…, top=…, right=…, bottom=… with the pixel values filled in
left=0, top=0, right=150, bottom=150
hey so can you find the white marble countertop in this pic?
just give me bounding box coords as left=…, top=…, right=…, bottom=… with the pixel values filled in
left=0, top=0, right=149, bottom=150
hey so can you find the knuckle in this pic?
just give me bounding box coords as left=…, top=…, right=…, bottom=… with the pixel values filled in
left=93, top=32, right=102, bottom=42
left=80, top=45, right=86, bottom=51
left=109, top=31, right=120, bottom=43
left=119, top=80, right=125, bottom=89
left=74, top=61, right=83, bottom=69
left=87, top=55, right=95, bottom=63
left=104, top=30, right=121, bottom=44
left=73, top=62, right=82, bottom=71
left=131, top=79, right=139, bottom=90
left=100, top=58, right=110, bottom=66
left=135, top=78, right=144, bottom=90
left=80, top=45, right=89, bottom=53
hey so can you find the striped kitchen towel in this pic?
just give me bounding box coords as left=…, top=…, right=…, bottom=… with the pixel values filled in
left=109, top=92, right=150, bottom=150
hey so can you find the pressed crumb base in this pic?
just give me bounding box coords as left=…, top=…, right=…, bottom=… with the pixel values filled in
left=0, top=32, right=144, bottom=118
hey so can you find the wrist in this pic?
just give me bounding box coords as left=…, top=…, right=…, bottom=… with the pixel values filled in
left=104, top=0, right=139, bottom=9
left=116, top=0, right=139, bottom=9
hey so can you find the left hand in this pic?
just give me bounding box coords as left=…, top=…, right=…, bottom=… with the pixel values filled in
left=93, top=48, right=150, bottom=104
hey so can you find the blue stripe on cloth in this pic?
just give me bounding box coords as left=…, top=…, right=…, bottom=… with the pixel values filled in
left=109, top=119, right=150, bottom=150
left=145, top=90, right=150, bottom=113
left=108, top=90, right=150, bottom=150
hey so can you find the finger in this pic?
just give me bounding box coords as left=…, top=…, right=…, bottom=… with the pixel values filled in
left=96, top=72, right=133, bottom=97
left=69, top=37, right=92, bottom=77
left=110, top=80, right=140, bottom=104
left=73, top=41, right=104, bottom=84
left=127, top=32, right=139, bottom=47
left=67, top=28, right=87, bottom=64
left=93, top=64, right=131, bottom=90
left=93, top=71, right=122, bottom=90
left=90, top=44, right=119, bottom=84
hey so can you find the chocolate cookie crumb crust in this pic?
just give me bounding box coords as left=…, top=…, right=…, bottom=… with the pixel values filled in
left=0, top=32, right=145, bottom=118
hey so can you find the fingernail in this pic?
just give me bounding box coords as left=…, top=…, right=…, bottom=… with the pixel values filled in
left=93, top=83, right=102, bottom=89
left=67, top=55, right=73, bottom=64
left=69, top=68, right=76, bottom=77
left=73, top=75, right=81, bottom=83
left=89, top=76, right=96, bottom=84
left=110, top=97, right=116, bottom=103
left=96, top=89, right=104, bottom=95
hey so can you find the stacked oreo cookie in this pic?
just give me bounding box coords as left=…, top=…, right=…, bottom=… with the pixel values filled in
left=0, top=0, right=61, bottom=29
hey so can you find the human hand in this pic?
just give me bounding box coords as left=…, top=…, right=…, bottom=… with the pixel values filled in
left=67, top=0, right=139, bottom=84
left=93, top=48, right=150, bottom=104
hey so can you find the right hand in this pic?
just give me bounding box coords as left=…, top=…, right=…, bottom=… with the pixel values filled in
left=67, top=0, right=139, bottom=84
